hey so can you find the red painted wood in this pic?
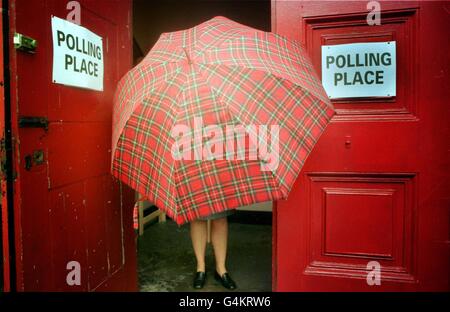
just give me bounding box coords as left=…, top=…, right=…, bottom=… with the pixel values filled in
left=272, top=0, right=449, bottom=291
left=8, top=0, right=136, bottom=291
left=0, top=0, right=11, bottom=292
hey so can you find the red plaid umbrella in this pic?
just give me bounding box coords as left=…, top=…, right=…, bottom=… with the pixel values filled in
left=112, top=16, right=334, bottom=225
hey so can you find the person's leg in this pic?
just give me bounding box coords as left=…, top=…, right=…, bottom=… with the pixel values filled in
left=190, top=219, right=207, bottom=272
left=211, top=217, right=228, bottom=275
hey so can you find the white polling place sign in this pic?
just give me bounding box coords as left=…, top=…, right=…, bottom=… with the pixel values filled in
left=51, top=16, right=104, bottom=91
left=321, top=41, right=396, bottom=99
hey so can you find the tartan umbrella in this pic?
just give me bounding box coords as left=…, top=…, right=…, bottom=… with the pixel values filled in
left=112, top=16, right=334, bottom=225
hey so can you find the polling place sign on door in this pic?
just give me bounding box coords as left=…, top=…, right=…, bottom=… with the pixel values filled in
left=51, top=16, right=104, bottom=91
left=321, top=41, right=396, bottom=99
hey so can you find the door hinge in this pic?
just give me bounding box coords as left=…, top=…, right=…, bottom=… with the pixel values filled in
left=19, top=116, right=49, bottom=130
left=13, top=33, right=38, bottom=53
left=0, top=137, right=17, bottom=180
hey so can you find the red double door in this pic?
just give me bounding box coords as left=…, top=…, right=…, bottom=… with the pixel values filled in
left=1, top=0, right=449, bottom=292
left=273, top=1, right=449, bottom=291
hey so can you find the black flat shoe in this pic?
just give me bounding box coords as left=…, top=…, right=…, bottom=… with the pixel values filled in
left=214, top=271, right=237, bottom=290
left=193, top=271, right=206, bottom=289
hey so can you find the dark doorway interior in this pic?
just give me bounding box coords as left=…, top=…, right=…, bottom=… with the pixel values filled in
left=138, top=220, right=271, bottom=292
left=132, top=0, right=272, bottom=292
left=133, top=0, right=271, bottom=63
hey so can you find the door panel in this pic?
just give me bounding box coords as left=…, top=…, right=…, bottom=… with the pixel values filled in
left=47, top=122, right=112, bottom=187
left=302, top=7, right=418, bottom=120
left=272, top=1, right=449, bottom=291
left=9, top=0, right=136, bottom=291
left=306, top=173, right=416, bottom=283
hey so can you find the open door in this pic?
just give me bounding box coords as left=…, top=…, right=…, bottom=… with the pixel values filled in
left=5, top=0, right=136, bottom=291
left=272, top=1, right=449, bottom=291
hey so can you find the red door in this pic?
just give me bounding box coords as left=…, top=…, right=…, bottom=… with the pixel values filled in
left=5, top=0, right=136, bottom=291
left=272, top=1, right=449, bottom=291
left=1, top=0, right=11, bottom=291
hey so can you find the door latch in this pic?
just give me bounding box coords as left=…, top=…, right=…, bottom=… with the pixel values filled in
left=14, top=33, right=38, bottom=53
left=19, top=116, right=49, bottom=130
left=25, top=150, right=45, bottom=171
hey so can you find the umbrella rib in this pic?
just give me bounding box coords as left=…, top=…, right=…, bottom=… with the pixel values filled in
left=182, top=47, right=193, bottom=65
left=168, top=68, right=192, bottom=223
left=198, top=62, right=330, bottom=115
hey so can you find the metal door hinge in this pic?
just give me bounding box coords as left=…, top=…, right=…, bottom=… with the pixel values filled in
left=19, top=116, right=48, bottom=130
left=14, top=33, right=38, bottom=53
left=0, top=137, right=17, bottom=180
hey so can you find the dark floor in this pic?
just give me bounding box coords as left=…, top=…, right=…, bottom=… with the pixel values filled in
left=137, top=218, right=272, bottom=292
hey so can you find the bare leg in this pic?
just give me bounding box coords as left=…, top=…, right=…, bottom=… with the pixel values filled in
left=190, top=220, right=207, bottom=272
left=211, top=217, right=228, bottom=275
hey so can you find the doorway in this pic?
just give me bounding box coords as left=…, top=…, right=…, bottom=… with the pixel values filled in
left=132, top=0, right=273, bottom=292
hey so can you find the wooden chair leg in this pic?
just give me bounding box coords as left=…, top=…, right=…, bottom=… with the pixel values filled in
left=138, top=202, right=144, bottom=236
left=207, top=220, right=211, bottom=243
left=158, top=211, right=166, bottom=223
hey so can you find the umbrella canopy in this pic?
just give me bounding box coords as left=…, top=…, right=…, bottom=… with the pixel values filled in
left=112, top=16, right=334, bottom=225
